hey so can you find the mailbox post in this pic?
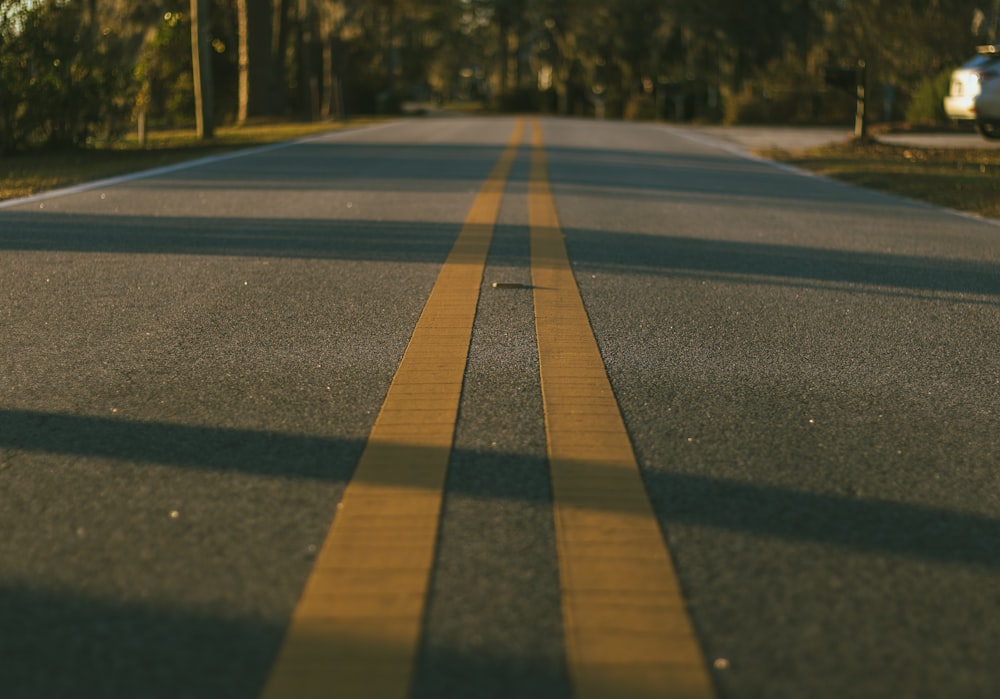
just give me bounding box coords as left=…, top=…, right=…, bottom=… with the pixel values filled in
left=824, top=60, right=868, bottom=140
left=854, top=61, right=868, bottom=139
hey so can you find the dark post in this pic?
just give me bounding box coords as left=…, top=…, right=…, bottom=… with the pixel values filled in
left=191, top=0, right=214, bottom=139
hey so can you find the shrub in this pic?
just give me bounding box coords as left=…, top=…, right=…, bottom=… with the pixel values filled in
left=723, top=87, right=772, bottom=124
left=624, top=95, right=657, bottom=121
left=0, top=1, right=140, bottom=153
left=904, top=69, right=952, bottom=124
left=495, top=87, right=540, bottom=113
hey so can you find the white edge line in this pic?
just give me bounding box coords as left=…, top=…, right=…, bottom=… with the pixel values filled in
left=658, top=124, right=1000, bottom=229
left=658, top=124, right=818, bottom=176
left=0, top=121, right=399, bottom=211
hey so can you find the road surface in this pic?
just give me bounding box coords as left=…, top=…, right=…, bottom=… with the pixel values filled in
left=2, top=117, right=999, bottom=699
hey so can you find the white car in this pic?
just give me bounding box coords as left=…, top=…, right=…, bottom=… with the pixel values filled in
left=944, top=44, right=1000, bottom=139
left=975, top=75, right=1000, bottom=138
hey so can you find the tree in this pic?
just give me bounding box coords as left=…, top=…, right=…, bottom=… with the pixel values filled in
left=4, top=0, right=996, bottom=152
left=0, top=0, right=140, bottom=151
left=237, top=0, right=281, bottom=121
left=191, top=0, right=214, bottom=137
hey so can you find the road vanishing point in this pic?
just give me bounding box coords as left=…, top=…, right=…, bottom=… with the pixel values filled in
left=1, top=117, right=999, bottom=699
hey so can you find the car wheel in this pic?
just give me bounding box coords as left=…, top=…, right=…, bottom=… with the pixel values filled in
left=976, top=120, right=1000, bottom=139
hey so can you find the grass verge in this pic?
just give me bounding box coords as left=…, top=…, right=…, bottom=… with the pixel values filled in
left=0, top=119, right=384, bottom=202
left=761, top=139, right=1000, bottom=220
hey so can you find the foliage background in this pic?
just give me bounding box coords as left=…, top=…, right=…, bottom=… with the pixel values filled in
left=1, top=0, right=998, bottom=153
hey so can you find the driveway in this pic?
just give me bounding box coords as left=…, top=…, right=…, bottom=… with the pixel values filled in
left=684, top=124, right=1000, bottom=151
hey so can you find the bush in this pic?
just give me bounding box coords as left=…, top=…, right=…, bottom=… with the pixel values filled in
left=0, top=2, right=140, bottom=153
left=724, top=88, right=772, bottom=124
left=495, top=87, right=540, bottom=113
left=904, top=69, right=952, bottom=124
left=723, top=52, right=856, bottom=126
left=624, top=95, right=657, bottom=121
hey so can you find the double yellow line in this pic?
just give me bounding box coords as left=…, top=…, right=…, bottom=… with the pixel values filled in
left=260, top=119, right=714, bottom=699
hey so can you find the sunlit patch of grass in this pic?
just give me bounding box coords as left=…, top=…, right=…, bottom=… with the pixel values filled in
left=761, top=140, right=1000, bottom=220
left=0, top=118, right=387, bottom=202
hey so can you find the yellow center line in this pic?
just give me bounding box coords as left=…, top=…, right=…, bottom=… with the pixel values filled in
left=259, top=118, right=525, bottom=699
left=528, top=119, right=716, bottom=699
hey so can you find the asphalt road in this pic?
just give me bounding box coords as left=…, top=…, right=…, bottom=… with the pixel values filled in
left=1, top=117, right=999, bottom=699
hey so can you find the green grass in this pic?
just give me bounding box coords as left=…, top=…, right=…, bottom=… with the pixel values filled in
left=0, top=119, right=385, bottom=202
left=761, top=139, right=1000, bottom=220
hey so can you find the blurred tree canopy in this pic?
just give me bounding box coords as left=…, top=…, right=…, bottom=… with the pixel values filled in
left=1, top=0, right=998, bottom=152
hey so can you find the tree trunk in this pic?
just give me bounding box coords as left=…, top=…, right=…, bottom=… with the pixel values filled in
left=273, top=0, right=293, bottom=113
left=320, top=4, right=350, bottom=120
left=498, top=24, right=509, bottom=92
left=191, top=0, right=214, bottom=138
left=239, top=0, right=277, bottom=123
left=321, top=10, right=335, bottom=119
left=299, top=0, right=317, bottom=120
